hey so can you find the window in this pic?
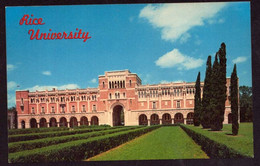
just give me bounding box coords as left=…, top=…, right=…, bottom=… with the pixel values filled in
left=31, top=107, right=35, bottom=114
left=123, top=93, right=125, bottom=98
left=51, top=106, right=55, bottom=113
left=129, top=80, right=132, bottom=87
left=21, top=98, right=24, bottom=104
left=61, top=106, right=65, bottom=113
left=118, top=93, right=120, bottom=98
left=177, top=101, right=180, bottom=108
left=41, top=107, right=45, bottom=113
left=82, top=105, right=86, bottom=112
left=153, top=102, right=156, bottom=109
left=93, top=105, right=96, bottom=111
left=72, top=106, right=75, bottom=112
left=109, top=93, right=112, bottom=99
left=103, top=82, right=105, bottom=88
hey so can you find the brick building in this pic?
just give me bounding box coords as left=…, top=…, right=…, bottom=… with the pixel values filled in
left=16, top=70, right=234, bottom=129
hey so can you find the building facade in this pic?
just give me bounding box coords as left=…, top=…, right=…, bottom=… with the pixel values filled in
left=16, top=70, right=234, bottom=129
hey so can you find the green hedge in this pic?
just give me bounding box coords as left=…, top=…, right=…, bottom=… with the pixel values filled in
left=8, top=126, right=118, bottom=143
left=8, top=127, right=69, bottom=135
left=9, top=126, right=141, bottom=153
left=180, top=125, right=249, bottom=158
left=8, top=125, right=112, bottom=136
left=9, top=125, right=160, bottom=163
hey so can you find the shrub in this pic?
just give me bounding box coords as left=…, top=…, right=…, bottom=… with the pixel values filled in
left=180, top=125, right=249, bottom=158
left=9, top=126, right=140, bottom=153
left=9, top=125, right=160, bottom=163
left=8, top=127, right=69, bottom=135
left=8, top=126, right=117, bottom=143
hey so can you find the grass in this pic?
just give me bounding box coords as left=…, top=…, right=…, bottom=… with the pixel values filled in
left=182, top=122, right=253, bottom=157
left=88, top=126, right=209, bottom=161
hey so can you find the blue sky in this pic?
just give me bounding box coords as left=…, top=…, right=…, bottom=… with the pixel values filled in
left=6, top=2, right=251, bottom=107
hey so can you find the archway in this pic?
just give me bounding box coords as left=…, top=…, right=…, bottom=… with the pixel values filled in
left=186, top=112, right=194, bottom=125
left=91, top=116, right=99, bottom=125
left=139, top=114, right=148, bottom=125
left=150, top=114, right=159, bottom=125
left=49, top=117, right=57, bottom=127
left=112, top=105, right=124, bottom=126
left=21, top=120, right=25, bottom=129
left=59, top=117, right=68, bottom=127
left=174, top=113, right=184, bottom=124
left=80, top=116, right=88, bottom=126
left=39, top=118, right=47, bottom=128
left=70, top=117, right=78, bottom=127
left=30, top=118, right=37, bottom=128
left=162, top=113, right=172, bottom=125
left=228, top=113, right=232, bottom=124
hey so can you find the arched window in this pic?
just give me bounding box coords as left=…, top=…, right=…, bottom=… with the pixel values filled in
left=103, top=82, right=105, bottom=88
left=109, top=82, right=111, bottom=89
left=129, top=80, right=132, bottom=87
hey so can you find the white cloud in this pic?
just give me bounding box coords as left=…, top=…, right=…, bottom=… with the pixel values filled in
left=232, top=56, right=247, bottom=64
left=90, top=78, right=97, bottom=83
left=155, top=48, right=204, bottom=70
left=27, top=84, right=80, bottom=91
left=139, top=3, right=227, bottom=42
left=42, top=71, right=51, bottom=76
left=7, top=81, right=18, bottom=90
left=7, top=64, right=16, bottom=71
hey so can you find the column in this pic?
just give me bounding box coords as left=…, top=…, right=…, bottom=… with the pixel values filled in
left=47, top=102, right=49, bottom=114
left=47, top=122, right=50, bottom=127
left=57, top=122, right=60, bottom=127
left=172, top=118, right=174, bottom=124
left=148, top=119, right=150, bottom=126
left=159, top=119, right=162, bottom=125
left=36, top=103, right=39, bottom=114
left=37, top=123, right=39, bottom=128
left=184, top=118, right=187, bottom=124
left=77, top=100, right=80, bottom=113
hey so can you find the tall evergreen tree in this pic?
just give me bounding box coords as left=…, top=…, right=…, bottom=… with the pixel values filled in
left=194, top=72, right=201, bottom=126
left=231, top=64, right=239, bottom=135
left=201, top=56, right=212, bottom=128
left=217, top=43, right=227, bottom=130
left=210, top=53, right=221, bottom=130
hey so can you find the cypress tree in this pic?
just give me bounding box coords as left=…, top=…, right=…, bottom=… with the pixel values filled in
left=210, top=53, right=220, bottom=130
left=201, top=56, right=212, bottom=128
left=218, top=43, right=227, bottom=130
left=231, top=64, right=239, bottom=135
left=194, top=72, right=201, bottom=126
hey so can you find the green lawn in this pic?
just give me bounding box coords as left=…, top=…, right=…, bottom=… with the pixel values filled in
left=183, top=122, right=253, bottom=157
left=89, top=126, right=208, bottom=161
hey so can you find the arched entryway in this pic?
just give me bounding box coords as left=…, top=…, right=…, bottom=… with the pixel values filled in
left=162, top=113, right=172, bottom=125
left=150, top=114, right=159, bottom=125
left=112, top=105, right=124, bottom=126
left=49, top=117, right=57, bottom=127
left=174, top=113, right=184, bottom=124
left=21, top=120, right=25, bottom=129
left=80, top=116, right=88, bottom=126
left=30, top=118, right=37, bottom=128
left=139, top=114, right=148, bottom=125
left=70, top=117, right=78, bottom=128
left=39, top=118, right=47, bottom=128
left=228, top=113, right=232, bottom=124
left=59, top=117, right=68, bottom=127
left=91, top=116, right=99, bottom=125
left=186, top=112, right=194, bottom=125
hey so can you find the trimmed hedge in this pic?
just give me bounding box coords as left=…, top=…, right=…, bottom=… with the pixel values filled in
left=9, top=126, right=141, bottom=153
left=8, top=125, right=111, bottom=136
left=9, top=125, right=160, bottom=163
left=180, top=125, right=249, bottom=158
left=8, top=127, right=69, bottom=135
left=8, top=126, right=120, bottom=143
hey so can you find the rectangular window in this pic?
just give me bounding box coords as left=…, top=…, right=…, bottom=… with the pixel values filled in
left=153, top=102, right=156, bottom=109
left=41, top=107, right=45, bottom=113
left=51, top=106, right=55, bottom=113
left=93, top=105, right=96, bottom=111
left=177, top=101, right=180, bottom=108
left=82, top=105, right=86, bottom=112
left=61, top=106, right=65, bottom=113
left=72, top=105, right=75, bottom=112
left=32, top=107, right=35, bottom=114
